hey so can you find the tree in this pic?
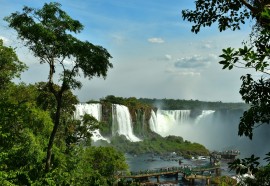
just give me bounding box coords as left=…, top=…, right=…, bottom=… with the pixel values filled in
left=77, top=146, right=128, bottom=185
left=5, top=2, right=113, bottom=172
left=182, top=0, right=270, bottom=179
left=0, top=39, right=27, bottom=89
left=182, top=0, right=270, bottom=34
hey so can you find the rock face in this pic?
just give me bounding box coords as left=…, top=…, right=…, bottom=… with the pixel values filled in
left=99, top=102, right=153, bottom=139
left=130, top=107, right=153, bottom=137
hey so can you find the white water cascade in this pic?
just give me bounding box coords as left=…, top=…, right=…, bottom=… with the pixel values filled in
left=149, top=110, right=191, bottom=136
left=112, top=104, right=141, bottom=142
left=149, top=110, right=158, bottom=132
left=168, top=110, right=216, bottom=147
left=75, top=103, right=109, bottom=142
left=194, top=110, right=215, bottom=124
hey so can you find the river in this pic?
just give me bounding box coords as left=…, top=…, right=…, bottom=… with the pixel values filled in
left=125, top=153, right=235, bottom=186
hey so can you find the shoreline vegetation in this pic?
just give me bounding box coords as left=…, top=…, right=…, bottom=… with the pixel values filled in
left=95, top=134, right=210, bottom=158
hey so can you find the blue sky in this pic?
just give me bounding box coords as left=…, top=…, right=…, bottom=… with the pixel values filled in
left=0, top=0, right=256, bottom=102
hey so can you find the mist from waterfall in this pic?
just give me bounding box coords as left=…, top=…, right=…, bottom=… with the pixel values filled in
left=112, top=104, right=141, bottom=142
left=149, top=109, right=270, bottom=162
left=75, top=103, right=108, bottom=142
left=149, top=109, right=191, bottom=136
left=194, top=110, right=215, bottom=124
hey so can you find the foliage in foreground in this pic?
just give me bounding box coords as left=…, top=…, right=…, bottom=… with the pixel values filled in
left=183, top=0, right=270, bottom=184
left=0, top=82, right=128, bottom=185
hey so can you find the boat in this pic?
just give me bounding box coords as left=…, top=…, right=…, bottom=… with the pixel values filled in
left=220, top=150, right=240, bottom=160
left=210, top=150, right=240, bottom=165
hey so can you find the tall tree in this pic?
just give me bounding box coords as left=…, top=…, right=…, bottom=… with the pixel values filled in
left=5, top=2, right=113, bottom=172
left=182, top=0, right=270, bottom=180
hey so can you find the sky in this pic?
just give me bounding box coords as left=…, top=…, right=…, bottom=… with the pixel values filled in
left=0, top=0, right=258, bottom=102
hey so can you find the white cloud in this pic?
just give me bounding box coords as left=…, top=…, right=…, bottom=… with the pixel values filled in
left=165, top=54, right=172, bottom=60
left=148, top=37, right=165, bottom=43
left=174, top=54, right=217, bottom=69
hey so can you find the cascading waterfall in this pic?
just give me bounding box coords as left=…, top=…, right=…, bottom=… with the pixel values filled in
left=169, top=110, right=191, bottom=123
left=75, top=103, right=109, bottom=142
left=167, top=109, right=216, bottom=149
left=75, top=103, right=102, bottom=121
left=149, top=110, right=191, bottom=136
left=149, top=110, right=158, bottom=132
left=150, top=109, right=270, bottom=160
left=195, top=110, right=215, bottom=124
left=112, top=104, right=141, bottom=142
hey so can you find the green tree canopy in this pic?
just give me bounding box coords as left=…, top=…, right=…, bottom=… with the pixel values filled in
left=0, top=39, right=27, bottom=89
left=182, top=0, right=270, bottom=33
left=5, top=2, right=113, bottom=172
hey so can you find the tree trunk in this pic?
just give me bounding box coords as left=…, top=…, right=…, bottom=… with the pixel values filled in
left=45, top=95, right=62, bottom=172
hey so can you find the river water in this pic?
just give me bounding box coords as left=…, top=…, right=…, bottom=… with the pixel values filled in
left=125, top=153, right=235, bottom=186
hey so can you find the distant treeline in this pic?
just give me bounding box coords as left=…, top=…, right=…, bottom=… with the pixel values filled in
left=92, top=95, right=249, bottom=111
left=138, top=98, right=249, bottom=110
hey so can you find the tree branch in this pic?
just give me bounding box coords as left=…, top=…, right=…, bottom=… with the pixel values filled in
left=239, top=0, right=257, bottom=14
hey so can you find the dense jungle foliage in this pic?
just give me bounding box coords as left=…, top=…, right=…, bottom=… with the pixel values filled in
left=0, top=82, right=128, bottom=185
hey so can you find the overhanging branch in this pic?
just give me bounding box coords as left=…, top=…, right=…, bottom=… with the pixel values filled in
left=239, top=0, right=257, bottom=14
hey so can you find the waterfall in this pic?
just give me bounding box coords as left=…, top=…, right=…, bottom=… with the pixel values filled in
left=165, top=110, right=191, bottom=124
left=75, top=103, right=102, bottom=121
left=194, top=110, right=215, bottom=124
left=112, top=104, right=141, bottom=142
left=75, top=103, right=109, bottom=142
left=149, top=110, right=191, bottom=136
left=149, top=110, right=158, bottom=132
left=164, top=109, right=216, bottom=149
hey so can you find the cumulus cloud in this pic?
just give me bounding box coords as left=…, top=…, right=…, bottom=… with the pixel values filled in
left=164, top=54, right=218, bottom=76
left=174, top=54, right=217, bottom=69
left=148, top=37, right=165, bottom=43
left=165, top=54, right=172, bottom=60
